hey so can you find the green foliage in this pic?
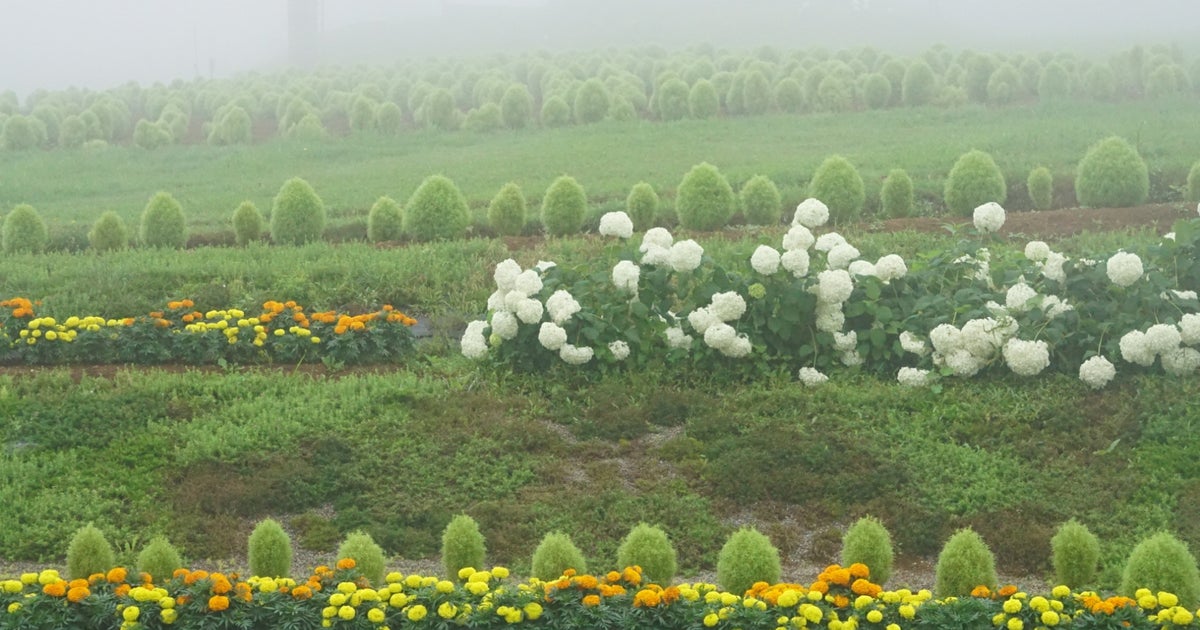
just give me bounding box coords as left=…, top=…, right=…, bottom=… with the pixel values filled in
left=862, top=73, right=892, bottom=109
left=136, top=536, right=183, bottom=583
left=1146, top=64, right=1186, bottom=99
left=464, top=103, right=503, bottom=133
left=986, top=63, right=1021, bottom=105
left=405, top=174, right=470, bottom=241
left=840, top=516, right=894, bottom=585
left=423, top=88, right=459, bottom=131
left=616, top=523, right=678, bottom=585
left=339, top=531, right=387, bottom=587
left=530, top=531, right=587, bottom=580
left=1084, top=65, right=1117, bottom=101
left=1121, top=532, right=1200, bottom=607
left=655, top=78, right=691, bottom=122
left=626, top=182, right=659, bottom=232
left=1050, top=519, right=1100, bottom=589
left=3, top=115, right=41, bottom=150
left=1027, top=166, right=1054, bottom=211
left=375, top=101, right=403, bottom=135
left=88, top=211, right=129, bottom=252
left=739, top=174, right=782, bottom=226
left=688, top=79, right=720, bottom=119
left=541, top=175, right=587, bottom=236
left=808, top=155, right=866, bottom=224
left=441, top=514, right=486, bottom=580
left=964, top=54, right=997, bottom=103
left=348, top=95, right=378, bottom=132
left=270, top=177, right=326, bottom=245
left=58, top=114, right=87, bottom=149
left=540, top=96, right=571, bottom=128
left=140, top=191, right=187, bottom=248
left=716, top=527, right=781, bottom=596
left=881, top=168, right=915, bottom=218
left=1188, top=161, right=1200, bottom=203
left=209, top=106, right=252, bottom=145
left=501, top=84, right=533, bottom=129
left=66, top=524, right=115, bottom=579
left=487, top=182, right=527, bottom=237
left=133, top=119, right=172, bottom=150
left=944, top=149, right=1007, bottom=216
left=676, top=162, right=735, bottom=231
left=286, top=113, right=327, bottom=142
left=1075, top=136, right=1149, bottom=208
left=935, top=528, right=997, bottom=597
left=1038, top=63, right=1072, bottom=101
left=367, top=196, right=404, bottom=243
left=573, top=78, right=610, bottom=125
left=902, top=61, right=938, bottom=106
left=774, top=77, right=804, bottom=113
left=742, top=70, right=772, bottom=115
left=3, top=203, right=49, bottom=254
left=814, top=74, right=854, bottom=112
left=248, top=518, right=293, bottom=578
left=231, top=201, right=264, bottom=246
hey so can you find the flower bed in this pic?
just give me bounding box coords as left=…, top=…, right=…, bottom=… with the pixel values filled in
left=0, top=298, right=417, bottom=366
left=1, top=561, right=1196, bottom=629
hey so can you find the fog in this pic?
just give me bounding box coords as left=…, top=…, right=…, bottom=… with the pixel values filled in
left=1, top=0, right=1195, bottom=98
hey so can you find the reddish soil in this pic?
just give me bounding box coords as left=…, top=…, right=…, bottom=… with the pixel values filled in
left=873, top=203, right=1191, bottom=239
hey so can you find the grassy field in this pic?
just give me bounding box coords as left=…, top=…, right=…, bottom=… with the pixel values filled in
left=2, top=98, right=1197, bottom=241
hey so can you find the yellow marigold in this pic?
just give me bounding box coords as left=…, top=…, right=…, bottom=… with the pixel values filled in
left=407, top=604, right=428, bottom=622
left=622, top=567, right=641, bottom=586
left=208, top=595, right=230, bottom=612
left=582, top=594, right=601, bottom=607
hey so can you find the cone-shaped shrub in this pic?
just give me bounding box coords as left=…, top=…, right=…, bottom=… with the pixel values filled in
left=881, top=168, right=915, bottom=218
left=626, top=182, right=659, bottom=232
left=501, top=84, right=533, bottom=129
left=1188, top=161, right=1200, bottom=204
left=338, top=531, right=387, bottom=587
left=405, top=175, right=470, bottom=241
left=944, top=149, right=1007, bottom=216
left=1027, top=166, right=1054, bottom=211
left=655, top=78, right=691, bottom=121
left=348, top=95, right=377, bottom=132
left=774, top=78, right=804, bottom=113
left=742, top=70, right=772, bottom=115
left=3, top=115, right=40, bottom=150
left=1038, top=63, right=1071, bottom=101
left=540, top=96, right=571, bottom=128
left=717, top=527, right=781, bottom=596
left=688, top=79, right=720, bottom=119
left=487, top=182, right=527, bottom=237
left=809, top=155, right=866, bottom=224
left=531, top=531, right=587, bottom=580
left=902, top=61, right=937, bottom=106
left=133, top=119, right=171, bottom=150
left=66, top=524, right=115, bottom=579
left=137, top=536, right=183, bottom=583
left=464, top=103, right=503, bottom=133
left=541, top=175, right=587, bottom=236
left=367, top=196, right=404, bottom=242
left=423, top=88, right=458, bottom=131
left=935, top=528, right=997, bottom=597
left=231, top=201, right=264, bottom=246
left=1050, top=519, right=1100, bottom=589
left=441, top=514, right=486, bottom=580
left=140, top=191, right=187, bottom=248
left=862, top=74, right=892, bottom=109
left=841, top=516, right=895, bottom=585
left=677, top=162, right=735, bottom=231
left=59, top=114, right=87, bottom=148
left=89, top=211, right=129, bottom=252
left=617, top=523, right=677, bottom=585
left=740, top=175, right=782, bottom=225
left=248, top=518, right=292, bottom=578
left=376, top=102, right=403, bottom=135
left=270, top=177, right=325, bottom=245
left=286, top=113, right=327, bottom=141
left=1075, top=136, right=1149, bottom=208
left=2, top=203, right=48, bottom=253
left=1121, top=532, right=1200, bottom=607
left=573, top=78, right=610, bottom=125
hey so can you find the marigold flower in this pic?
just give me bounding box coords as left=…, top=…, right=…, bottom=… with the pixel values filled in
left=107, top=568, right=127, bottom=583
left=633, top=589, right=662, bottom=607
left=42, top=581, right=66, bottom=597
left=997, top=585, right=1018, bottom=597
left=67, top=586, right=90, bottom=603
left=582, top=594, right=601, bottom=607
left=336, top=558, right=357, bottom=570
left=208, top=595, right=230, bottom=611
left=971, top=585, right=992, bottom=598
left=115, top=584, right=131, bottom=597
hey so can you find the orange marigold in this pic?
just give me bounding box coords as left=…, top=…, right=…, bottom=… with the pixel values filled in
left=582, top=594, right=601, bottom=607
left=211, top=577, right=232, bottom=595
left=336, top=558, right=357, bottom=570
left=114, top=584, right=131, bottom=597
left=832, top=595, right=850, bottom=609
left=573, top=575, right=598, bottom=590
left=810, top=580, right=829, bottom=595
left=291, top=585, right=313, bottom=600
left=42, top=582, right=67, bottom=597
left=997, top=585, right=1018, bottom=598
left=971, top=585, right=992, bottom=598
left=181, top=299, right=194, bottom=308
left=828, top=568, right=851, bottom=587
left=67, top=586, right=91, bottom=603
left=167, top=301, right=182, bottom=310
left=633, top=589, right=662, bottom=608
left=661, top=586, right=681, bottom=604
left=621, top=567, right=641, bottom=586
left=106, top=568, right=127, bottom=583
left=848, top=563, right=870, bottom=579
left=605, top=571, right=622, bottom=584
left=208, top=595, right=230, bottom=611
left=173, top=568, right=190, bottom=579
left=851, top=579, right=880, bottom=597
left=184, top=570, right=208, bottom=585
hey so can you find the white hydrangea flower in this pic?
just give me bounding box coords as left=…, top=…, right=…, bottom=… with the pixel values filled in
left=1006, top=282, right=1038, bottom=312
left=972, top=202, right=1006, bottom=233
left=486, top=289, right=507, bottom=312
left=793, top=198, right=830, bottom=228
left=1162, top=347, right=1200, bottom=376
left=710, top=291, right=747, bottom=322
left=1079, top=355, right=1116, bottom=389
left=665, top=326, right=693, bottom=350
left=797, top=367, right=829, bottom=386
left=514, top=269, right=543, bottom=296
left=515, top=298, right=544, bottom=324
left=640, top=244, right=671, bottom=267
left=751, top=245, right=781, bottom=275
left=1170, top=290, right=1198, bottom=301
left=533, top=260, right=557, bottom=272
left=900, top=331, right=929, bottom=356
left=826, top=243, right=861, bottom=270
left=848, top=260, right=875, bottom=277
left=1144, top=323, right=1182, bottom=355
left=503, top=289, right=527, bottom=312
left=1180, top=313, right=1200, bottom=345
left=986, top=301, right=1009, bottom=318
left=841, top=350, right=864, bottom=367
left=722, top=335, right=752, bottom=358
left=460, top=320, right=489, bottom=359
left=668, top=239, right=704, bottom=272
left=833, top=331, right=857, bottom=352
left=874, top=255, right=907, bottom=282
left=491, top=310, right=519, bottom=339
left=814, top=232, right=847, bottom=253
left=612, top=260, right=640, bottom=294
left=781, top=248, right=811, bottom=278
left=782, top=224, right=815, bottom=251
left=1040, top=251, right=1067, bottom=283
left=943, top=348, right=986, bottom=377
left=687, top=307, right=719, bottom=335
left=897, top=367, right=931, bottom=387
left=538, top=322, right=567, bottom=351
left=961, top=317, right=1015, bottom=359
left=1106, top=252, right=1143, bottom=288
left=1024, top=241, right=1050, bottom=262
left=929, top=323, right=962, bottom=353
left=608, top=340, right=630, bottom=361
left=1003, top=338, right=1050, bottom=376
left=816, top=269, right=854, bottom=304
left=815, top=301, right=845, bottom=333
left=703, top=322, right=737, bottom=351
left=494, top=259, right=522, bottom=291
left=641, top=227, right=673, bottom=251
left=559, top=343, right=594, bottom=365
left=1041, top=295, right=1074, bottom=319
left=545, top=290, right=581, bottom=324
left=598, top=211, right=634, bottom=238
left=1119, top=330, right=1156, bottom=366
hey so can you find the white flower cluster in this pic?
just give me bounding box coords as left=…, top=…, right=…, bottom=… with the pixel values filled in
left=598, top=211, right=633, bottom=238
left=546, top=290, right=581, bottom=324
left=930, top=317, right=1019, bottom=377
left=874, top=254, right=908, bottom=282
left=1106, top=251, right=1143, bottom=287
left=460, top=320, right=490, bottom=360
left=689, top=291, right=751, bottom=357
left=1002, top=338, right=1050, bottom=376
left=608, top=340, right=630, bottom=361
left=639, top=227, right=673, bottom=266
left=797, top=367, right=829, bottom=387
left=1119, top=322, right=1200, bottom=375
left=612, top=260, right=640, bottom=295
left=1078, top=355, right=1116, bottom=389
left=792, top=198, right=830, bottom=228
left=953, top=248, right=992, bottom=287
left=827, top=243, right=861, bottom=270
left=751, top=245, right=781, bottom=275
left=972, top=202, right=1006, bottom=233
left=900, top=331, right=929, bottom=356
left=897, top=367, right=931, bottom=387
left=813, top=269, right=854, bottom=332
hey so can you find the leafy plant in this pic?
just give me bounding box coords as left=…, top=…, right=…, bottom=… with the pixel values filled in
left=626, top=182, right=659, bottom=232
left=248, top=518, right=293, bottom=578
left=338, top=530, right=387, bottom=587
left=541, top=175, right=587, bottom=237
left=132, top=119, right=172, bottom=150
left=944, top=149, right=1006, bottom=216
left=841, top=516, right=894, bottom=585
left=441, top=514, right=486, bottom=580
left=88, top=211, right=129, bottom=252
left=902, top=61, right=937, bottom=106
left=540, top=96, right=571, bottom=128
left=655, top=78, right=691, bottom=122
left=501, top=84, right=533, bottom=129
left=1050, top=519, right=1100, bottom=589
left=716, top=527, right=781, bottom=596
left=881, top=168, right=914, bottom=218
left=809, top=155, right=866, bottom=224
left=487, top=182, right=527, bottom=237
left=136, top=535, right=183, bottom=583
left=1027, top=166, right=1054, bottom=211
left=935, top=528, right=997, bottom=597
left=688, top=79, right=720, bottom=119
left=676, top=162, right=735, bottom=231
left=270, top=177, right=326, bottom=245
left=531, top=531, right=587, bottom=580
left=1188, top=161, right=1200, bottom=204
left=140, top=191, right=187, bottom=248
left=367, top=196, right=404, bottom=243
left=616, top=523, right=678, bottom=585
left=573, top=78, right=610, bottom=125
left=231, top=201, right=264, bottom=246
left=739, top=175, right=782, bottom=226
left=1075, top=136, right=1149, bottom=208
left=66, top=524, right=115, bottom=579
left=862, top=73, right=892, bottom=109
left=2, top=203, right=49, bottom=254
left=405, top=175, right=470, bottom=241
left=1121, top=531, right=1200, bottom=607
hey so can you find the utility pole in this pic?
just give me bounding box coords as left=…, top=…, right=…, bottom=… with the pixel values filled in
left=288, top=0, right=321, bottom=69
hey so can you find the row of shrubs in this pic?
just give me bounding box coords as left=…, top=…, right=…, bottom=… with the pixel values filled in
left=5, top=136, right=1198, bottom=254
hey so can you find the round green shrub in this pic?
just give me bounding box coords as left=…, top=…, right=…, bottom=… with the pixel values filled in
left=58, top=114, right=88, bottom=149
left=1187, top=161, right=1200, bottom=203
left=881, top=168, right=915, bottom=218
left=688, top=79, right=720, bottom=119
left=617, top=523, right=677, bottom=585
left=986, top=63, right=1021, bottom=105
left=464, top=103, right=503, bottom=133
left=375, top=102, right=403, bottom=135
left=231, top=201, right=264, bottom=246
left=487, top=182, right=527, bottom=237
left=1050, top=519, right=1100, bottom=589
left=1027, top=166, right=1054, bottom=211
left=405, top=174, right=470, bottom=241
left=862, top=74, right=892, bottom=109
left=626, top=182, right=659, bottom=232
left=367, top=196, right=404, bottom=243
left=740, top=175, right=782, bottom=225
left=809, top=155, right=866, bottom=224
left=30, top=105, right=59, bottom=145
left=716, top=527, right=781, bottom=596
left=140, top=192, right=187, bottom=248
left=270, top=177, right=326, bottom=245
left=210, top=106, right=252, bottom=145
left=944, top=149, right=1007, bottom=216
left=530, top=531, right=587, bottom=580
left=541, top=175, right=587, bottom=236
left=66, top=524, right=115, bottom=579
left=442, top=514, right=486, bottom=580
left=935, top=528, right=997, bottom=597
left=609, top=97, right=637, bottom=121
left=348, top=95, right=378, bottom=132
left=248, top=518, right=292, bottom=578
left=137, top=536, right=183, bottom=583
left=1121, top=532, right=1200, bottom=607
left=89, top=211, right=129, bottom=252
left=286, top=113, right=327, bottom=141
left=573, top=78, right=610, bottom=125
left=814, top=74, right=853, bottom=112
left=1075, top=136, right=1149, bottom=208
left=3, top=203, right=48, bottom=254
left=3, top=115, right=40, bottom=151
left=423, top=88, right=459, bottom=131
left=501, top=84, right=533, bottom=129
left=742, top=70, right=772, bottom=115
left=1146, top=64, right=1185, bottom=99
left=676, top=162, right=735, bottom=231
left=1084, top=65, right=1116, bottom=101
left=540, top=96, right=571, bottom=128
left=902, top=61, right=937, bottom=106
left=840, top=516, right=894, bottom=585
left=964, top=54, right=996, bottom=102
left=655, top=78, right=691, bottom=121
left=338, top=531, right=387, bottom=587
left=133, top=119, right=171, bottom=150
left=1038, top=63, right=1071, bottom=101
left=726, top=72, right=747, bottom=116
left=774, top=78, right=805, bottom=113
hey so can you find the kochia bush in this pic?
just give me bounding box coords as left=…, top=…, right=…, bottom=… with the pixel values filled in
left=367, top=196, right=404, bottom=243
left=1050, top=519, right=1100, bottom=589
left=133, top=119, right=172, bottom=150
left=137, top=536, right=184, bottom=583
left=655, top=78, right=691, bottom=122
left=1075, top=136, right=1149, bottom=208
left=1027, top=166, right=1054, bottom=211
left=3, top=115, right=41, bottom=150
left=676, top=162, right=735, bottom=231
left=2, top=203, right=49, bottom=254
left=716, top=527, right=781, bottom=596
left=140, top=191, right=187, bottom=249
left=405, top=175, right=470, bottom=241
left=540, top=96, right=571, bottom=128
left=944, top=149, right=1007, bottom=216
left=862, top=73, right=891, bottom=109
left=935, top=528, right=997, bottom=597
left=248, top=518, right=292, bottom=578
left=66, top=524, right=115, bottom=579
left=808, top=155, right=866, bottom=224
left=270, top=177, right=326, bottom=245
left=89, top=211, right=129, bottom=252
left=487, top=182, right=527, bottom=237
left=688, top=79, right=720, bottom=119
left=1121, top=532, right=1200, bottom=608
left=338, top=531, right=387, bottom=587
left=841, top=516, right=894, bottom=585
left=231, top=201, right=264, bottom=246
left=441, top=514, right=487, bottom=581
left=530, top=531, right=587, bottom=580
left=573, top=78, right=610, bottom=125
left=616, top=523, right=677, bottom=585
left=739, top=174, right=782, bottom=226
left=881, top=168, right=915, bottom=218
left=902, top=61, right=937, bottom=106
left=626, top=182, right=659, bottom=232
left=501, top=84, right=533, bottom=129
left=541, top=175, right=588, bottom=236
